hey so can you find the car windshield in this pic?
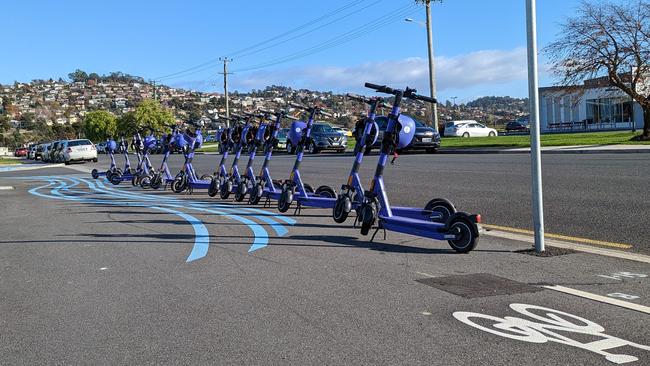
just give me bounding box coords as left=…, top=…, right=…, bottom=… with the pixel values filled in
left=68, top=139, right=92, bottom=147
left=314, top=124, right=334, bottom=132
left=412, top=118, right=426, bottom=127
left=278, top=131, right=287, bottom=139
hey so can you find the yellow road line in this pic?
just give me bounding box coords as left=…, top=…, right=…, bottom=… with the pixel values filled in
left=482, top=224, right=633, bottom=249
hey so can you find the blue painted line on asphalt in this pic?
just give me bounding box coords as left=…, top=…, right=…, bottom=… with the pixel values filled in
left=27, top=177, right=212, bottom=262
left=90, top=178, right=287, bottom=240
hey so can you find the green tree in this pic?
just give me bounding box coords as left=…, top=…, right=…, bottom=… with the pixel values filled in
left=117, top=99, right=174, bottom=136
left=83, top=110, right=117, bottom=142
left=0, top=114, right=10, bottom=132
left=68, top=69, right=89, bottom=82
left=546, top=0, right=650, bottom=140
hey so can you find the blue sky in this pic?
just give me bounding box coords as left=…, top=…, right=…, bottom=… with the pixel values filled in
left=0, top=0, right=618, bottom=102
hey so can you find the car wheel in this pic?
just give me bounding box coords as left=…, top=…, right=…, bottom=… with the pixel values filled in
left=488, top=131, right=496, bottom=137
left=93, top=158, right=98, bottom=162
left=426, top=147, right=438, bottom=154
left=308, top=142, right=319, bottom=154
left=462, top=132, right=470, bottom=138
left=64, top=160, right=70, bottom=165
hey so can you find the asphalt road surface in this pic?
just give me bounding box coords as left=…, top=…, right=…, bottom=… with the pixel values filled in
left=143, top=151, right=649, bottom=253
left=1, top=157, right=649, bottom=365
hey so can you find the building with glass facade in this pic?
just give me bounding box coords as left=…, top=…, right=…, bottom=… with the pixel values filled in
left=539, top=77, right=643, bottom=132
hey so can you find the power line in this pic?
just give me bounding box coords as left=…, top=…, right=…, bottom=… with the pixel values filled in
left=153, top=0, right=370, bottom=82
left=233, top=0, right=383, bottom=60
left=231, top=4, right=417, bottom=73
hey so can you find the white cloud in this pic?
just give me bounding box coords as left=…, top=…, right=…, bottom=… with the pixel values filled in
left=225, top=47, right=528, bottom=94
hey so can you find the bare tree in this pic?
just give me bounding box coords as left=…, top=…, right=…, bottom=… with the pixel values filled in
left=545, top=0, right=650, bottom=140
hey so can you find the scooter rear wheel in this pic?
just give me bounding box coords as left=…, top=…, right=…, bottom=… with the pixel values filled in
left=424, top=198, right=456, bottom=223
left=140, top=175, right=151, bottom=189
left=315, top=185, right=337, bottom=198
left=303, top=184, right=314, bottom=194
left=447, top=216, right=479, bottom=253
left=91, top=169, right=99, bottom=179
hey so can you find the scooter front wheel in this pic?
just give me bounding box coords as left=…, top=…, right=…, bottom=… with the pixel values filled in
left=234, top=182, right=247, bottom=202
left=91, top=169, right=99, bottom=179
left=208, top=177, right=220, bottom=197
left=140, top=175, right=151, bottom=189
left=150, top=173, right=162, bottom=190
left=110, top=172, right=122, bottom=185
left=220, top=180, right=232, bottom=199
left=249, top=183, right=263, bottom=205
left=131, top=174, right=140, bottom=187
left=447, top=215, right=479, bottom=253
left=359, top=200, right=378, bottom=235
left=278, top=188, right=293, bottom=213
left=333, top=195, right=352, bottom=223
left=171, top=175, right=187, bottom=193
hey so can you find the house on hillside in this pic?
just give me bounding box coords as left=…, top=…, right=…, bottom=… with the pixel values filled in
left=539, top=75, right=643, bottom=132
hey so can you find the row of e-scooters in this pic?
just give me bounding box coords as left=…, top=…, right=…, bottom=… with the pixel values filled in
left=91, top=83, right=481, bottom=253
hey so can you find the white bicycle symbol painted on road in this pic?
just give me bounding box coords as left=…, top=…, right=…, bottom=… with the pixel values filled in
left=453, top=304, right=650, bottom=364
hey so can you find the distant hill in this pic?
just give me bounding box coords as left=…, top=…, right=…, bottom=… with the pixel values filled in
left=466, top=96, right=528, bottom=112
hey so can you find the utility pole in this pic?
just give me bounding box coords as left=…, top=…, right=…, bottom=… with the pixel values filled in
left=525, top=0, right=545, bottom=253
left=149, top=80, right=157, bottom=101
left=219, top=57, right=233, bottom=127
left=424, top=0, right=439, bottom=131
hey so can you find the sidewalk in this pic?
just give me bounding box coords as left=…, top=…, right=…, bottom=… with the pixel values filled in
left=440, top=144, right=650, bottom=154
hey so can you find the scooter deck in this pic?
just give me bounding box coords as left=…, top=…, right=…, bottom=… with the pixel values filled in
left=379, top=215, right=453, bottom=241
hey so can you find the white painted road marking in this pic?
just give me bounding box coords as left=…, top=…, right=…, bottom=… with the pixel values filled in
left=544, top=285, right=650, bottom=315
left=454, top=303, right=650, bottom=364
left=598, top=272, right=648, bottom=281
left=608, top=293, right=640, bottom=300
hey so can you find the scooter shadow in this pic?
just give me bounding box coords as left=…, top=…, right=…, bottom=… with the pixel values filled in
left=286, top=234, right=456, bottom=254
left=285, top=234, right=512, bottom=255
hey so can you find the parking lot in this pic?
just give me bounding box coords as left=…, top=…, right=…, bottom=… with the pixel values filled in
left=1, top=152, right=649, bottom=365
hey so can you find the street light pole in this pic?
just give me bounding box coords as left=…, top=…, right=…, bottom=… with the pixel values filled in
left=424, top=1, right=439, bottom=130
left=525, top=0, right=545, bottom=253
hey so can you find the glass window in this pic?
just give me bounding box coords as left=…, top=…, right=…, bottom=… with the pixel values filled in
left=68, top=139, right=92, bottom=146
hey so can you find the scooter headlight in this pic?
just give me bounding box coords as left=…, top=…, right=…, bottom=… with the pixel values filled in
left=396, top=115, right=416, bottom=148
left=289, top=121, right=307, bottom=145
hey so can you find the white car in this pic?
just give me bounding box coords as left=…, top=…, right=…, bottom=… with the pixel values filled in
left=447, top=122, right=498, bottom=138
left=61, top=139, right=97, bottom=164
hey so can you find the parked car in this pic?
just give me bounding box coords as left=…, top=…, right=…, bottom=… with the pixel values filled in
left=35, top=144, right=44, bottom=160
left=369, top=115, right=441, bottom=154
left=275, top=129, right=288, bottom=151
left=41, top=143, right=52, bottom=162
left=505, top=121, right=530, bottom=132
left=49, top=141, right=65, bottom=163
left=96, top=141, right=107, bottom=154
left=61, top=139, right=98, bottom=164
left=443, top=120, right=478, bottom=137
left=27, top=145, right=36, bottom=159
left=14, top=147, right=28, bottom=157
left=333, top=127, right=353, bottom=138
left=306, top=123, right=347, bottom=154
left=446, top=122, right=498, bottom=138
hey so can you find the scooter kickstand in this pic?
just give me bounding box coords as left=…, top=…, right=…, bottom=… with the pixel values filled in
left=293, top=202, right=302, bottom=216
left=370, top=223, right=386, bottom=243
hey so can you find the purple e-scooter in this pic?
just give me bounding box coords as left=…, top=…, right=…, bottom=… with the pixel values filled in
left=358, top=82, right=481, bottom=253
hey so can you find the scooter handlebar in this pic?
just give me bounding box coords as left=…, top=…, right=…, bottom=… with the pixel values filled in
left=365, top=82, right=396, bottom=95
left=407, top=92, right=437, bottom=104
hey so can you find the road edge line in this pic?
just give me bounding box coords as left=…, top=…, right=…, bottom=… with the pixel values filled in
left=543, top=285, right=650, bottom=314
left=483, top=229, right=650, bottom=264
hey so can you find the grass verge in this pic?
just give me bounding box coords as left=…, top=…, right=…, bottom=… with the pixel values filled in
left=442, top=131, right=649, bottom=149
left=0, top=157, right=22, bottom=165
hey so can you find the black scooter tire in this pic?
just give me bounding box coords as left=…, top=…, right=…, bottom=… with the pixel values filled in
left=278, top=188, right=293, bottom=213
left=91, top=169, right=99, bottom=179
left=234, top=183, right=247, bottom=202
left=333, top=195, right=351, bottom=223
left=425, top=198, right=456, bottom=223
left=208, top=178, right=219, bottom=197
left=220, top=180, right=232, bottom=199
left=249, top=183, right=263, bottom=205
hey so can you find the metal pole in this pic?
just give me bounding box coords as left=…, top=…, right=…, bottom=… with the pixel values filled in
left=425, top=1, right=439, bottom=130
left=219, top=57, right=232, bottom=128
left=525, top=0, right=545, bottom=252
